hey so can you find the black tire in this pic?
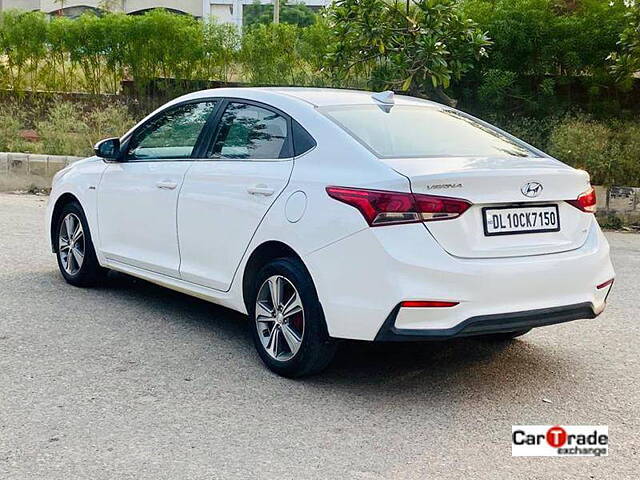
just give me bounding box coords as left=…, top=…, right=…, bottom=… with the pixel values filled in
left=249, top=257, right=337, bottom=378
left=55, top=201, right=106, bottom=287
left=480, top=329, right=531, bottom=341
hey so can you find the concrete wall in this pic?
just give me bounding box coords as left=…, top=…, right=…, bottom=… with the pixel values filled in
left=0, top=152, right=82, bottom=192
left=210, top=3, right=233, bottom=24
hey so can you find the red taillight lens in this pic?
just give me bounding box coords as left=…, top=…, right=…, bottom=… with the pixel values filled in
left=567, top=187, right=596, bottom=213
left=401, top=301, right=459, bottom=308
left=326, top=186, right=471, bottom=226
left=413, top=193, right=471, bottom=221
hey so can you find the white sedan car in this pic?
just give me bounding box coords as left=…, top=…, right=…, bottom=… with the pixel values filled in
left=47, top=87, right=615, bottom=377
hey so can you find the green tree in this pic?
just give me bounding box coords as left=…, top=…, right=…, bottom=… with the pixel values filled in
left=327, top=0, right=490, bottom=104
left=460, top=0, right=629, bottom=116
left=463, top=0, right=627, bottom=77
left=610, top=1, right=640, bottom=86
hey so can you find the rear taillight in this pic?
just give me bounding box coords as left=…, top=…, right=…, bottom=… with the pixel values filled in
left=325, top=186, right=471, bottom=226
left=567, top=187, right=596, bottom=213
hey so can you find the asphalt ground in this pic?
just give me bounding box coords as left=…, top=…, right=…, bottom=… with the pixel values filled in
left=0, top=193, right=638, bottom=479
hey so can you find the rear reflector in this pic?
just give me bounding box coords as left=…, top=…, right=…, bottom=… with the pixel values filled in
left=567, top=186, right=597, bottom=213
left=401, top=301, right=459, bottom=308
left=596, top=278, right=614, bottom=290
left=326, top=186, right=471, bottom=226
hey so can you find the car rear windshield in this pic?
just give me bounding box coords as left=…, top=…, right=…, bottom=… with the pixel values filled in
left=320, top=105, right=535, bottom=158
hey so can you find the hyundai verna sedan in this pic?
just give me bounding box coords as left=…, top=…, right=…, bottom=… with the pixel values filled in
left=47, top=88, right=615, bottom=377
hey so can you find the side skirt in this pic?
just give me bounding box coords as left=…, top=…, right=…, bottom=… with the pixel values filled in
left=104, top=259, right=247, bottom=314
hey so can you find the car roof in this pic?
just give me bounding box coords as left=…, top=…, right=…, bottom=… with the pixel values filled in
left=181, top=87, right=443, bottom=108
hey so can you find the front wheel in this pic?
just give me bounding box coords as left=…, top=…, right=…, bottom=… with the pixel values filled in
left=55, top=202, right=106, bottom=287
left=249, top=258, right=337, bottom=378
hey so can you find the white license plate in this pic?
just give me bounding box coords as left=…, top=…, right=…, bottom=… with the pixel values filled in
left=483, top=205, right=560, bottom=236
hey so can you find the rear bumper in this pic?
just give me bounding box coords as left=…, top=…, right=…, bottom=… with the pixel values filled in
left=305, top=217, right=614, bottom=341
left=374, top=302, right=599, bottom=341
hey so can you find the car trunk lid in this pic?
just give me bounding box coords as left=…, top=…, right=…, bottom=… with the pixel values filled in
left=383, top=156, right=593, bottom=258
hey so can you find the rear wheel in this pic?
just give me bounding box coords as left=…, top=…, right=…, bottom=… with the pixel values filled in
left=249, top=258, right=336, bottom=378
left=480, top=329, right=531, bottom=341
left=55, top=202, right=106, bottom=287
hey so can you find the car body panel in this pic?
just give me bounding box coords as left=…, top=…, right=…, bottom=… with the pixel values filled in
left=304, top=217, right=613, bottom=340
left=97, top=161, right=192, bottom=278
left=177, top=159, right=294, bottom=291
left=46, top=157, right=106, bottom=257
left=382, top=156, right=593, bottom=258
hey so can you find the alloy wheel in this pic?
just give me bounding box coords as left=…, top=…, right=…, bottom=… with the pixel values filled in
left=255, top=275, right=305, bottom=361
left=58, top=213, right=85, bottom=276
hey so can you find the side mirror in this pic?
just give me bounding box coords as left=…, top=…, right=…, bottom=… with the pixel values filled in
left=94, top=137, right=121, bottom=160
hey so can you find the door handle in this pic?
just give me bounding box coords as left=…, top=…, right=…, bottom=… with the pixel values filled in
left=247, top=185, right=275, bottom=196
left=156, top=180, right=178, bottom=190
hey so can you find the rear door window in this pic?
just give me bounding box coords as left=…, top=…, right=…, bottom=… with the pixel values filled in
left=208, top=102, right=291, bottom=160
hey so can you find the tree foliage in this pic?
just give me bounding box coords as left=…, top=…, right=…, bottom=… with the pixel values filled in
left=327, top=0, right=490, bottom=102
left=463, top=0, right=628, bottom=77
left=609, top=1, right=640, bottom=86
left=240, top=23, right=302, bottom=84
left=0, top=9, right=240, bottom=93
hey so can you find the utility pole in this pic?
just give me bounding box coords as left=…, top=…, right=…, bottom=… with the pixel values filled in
left=273, top=0, right=280, bottom=24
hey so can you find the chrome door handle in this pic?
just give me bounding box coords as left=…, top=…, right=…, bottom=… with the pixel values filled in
left=156, top=180, right=178, bottom=190
left=247, top=185, right=275, bottom=196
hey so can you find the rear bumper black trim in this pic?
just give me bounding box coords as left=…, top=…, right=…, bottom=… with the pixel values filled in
left=373, top=302, right=598, bottom=342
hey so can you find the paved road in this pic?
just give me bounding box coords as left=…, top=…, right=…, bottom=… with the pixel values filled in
left=0, top=193, right=638, bottom=479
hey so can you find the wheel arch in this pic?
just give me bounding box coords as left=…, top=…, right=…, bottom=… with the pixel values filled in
left=50, top=192, right=82, bottom=253
left=242, top=241, right=309, bottom=312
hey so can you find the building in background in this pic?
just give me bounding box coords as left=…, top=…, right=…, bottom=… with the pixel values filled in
left=0, top=0, right=328, bottom=28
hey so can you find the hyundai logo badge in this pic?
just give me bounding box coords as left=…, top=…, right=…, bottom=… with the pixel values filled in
left=521, top=182, right=543, bottom=198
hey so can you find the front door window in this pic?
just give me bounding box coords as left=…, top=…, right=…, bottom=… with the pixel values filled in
left=127, top=101, right=218, bottom=160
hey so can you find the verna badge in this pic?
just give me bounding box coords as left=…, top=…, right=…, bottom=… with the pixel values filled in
left=521, top=182, right=543, bottom=198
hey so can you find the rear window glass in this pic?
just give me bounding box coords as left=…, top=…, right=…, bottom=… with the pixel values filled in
left=320, top=105, right=534, bottom=159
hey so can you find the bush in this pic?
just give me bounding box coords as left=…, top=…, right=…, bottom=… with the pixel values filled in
left=548, top=117, right=640, bottom=186
left=240, top=23, right=302, bottom=85
left=86, top=104, right=136, bottom=144
left=0, top=104, right=30, bottom=152
left=0, top=9, right=241, bottom=94
left=36, top=101, right=134, bottom=157
left=37, top=102, right=90, bottom=156
left=0, top=10, right=48, bottom=90
left=200, top=21, right=240, bottom=82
